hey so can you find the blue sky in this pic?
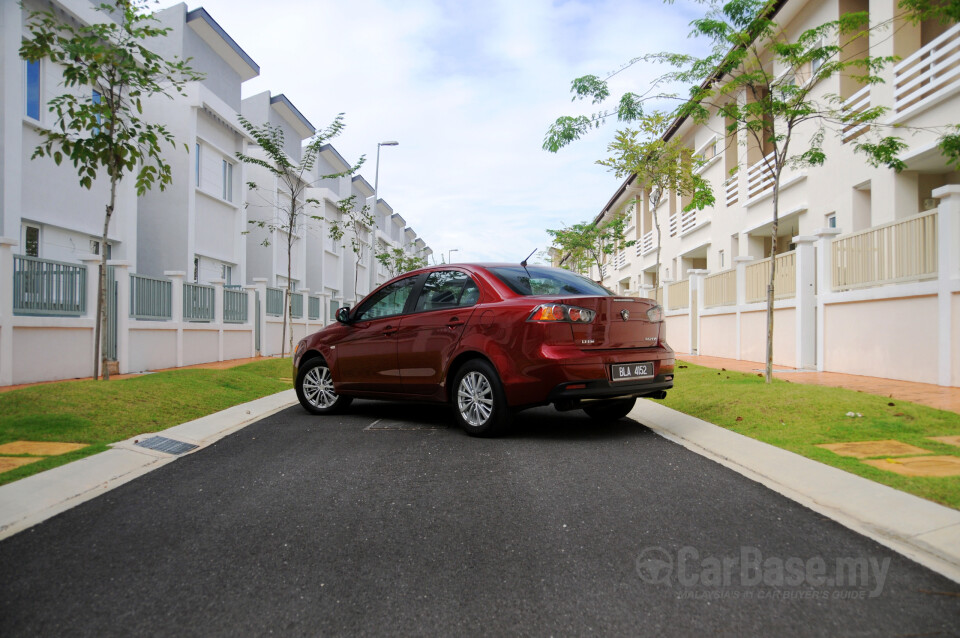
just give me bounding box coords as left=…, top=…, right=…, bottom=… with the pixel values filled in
left=162, top=0, right=707, bottom=264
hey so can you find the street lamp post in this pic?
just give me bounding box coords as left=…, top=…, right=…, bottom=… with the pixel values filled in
left=448, top=248, right=459, bottom=264
left=373, top=140, right=399, bottom=215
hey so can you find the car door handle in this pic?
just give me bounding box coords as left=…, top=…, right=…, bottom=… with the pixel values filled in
left=446, top=317, right=465, bottom=327
left=382, top=325, right=398, bottom=336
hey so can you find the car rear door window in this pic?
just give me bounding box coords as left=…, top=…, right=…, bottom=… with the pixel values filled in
left=414, top=271, right=480, bottom=312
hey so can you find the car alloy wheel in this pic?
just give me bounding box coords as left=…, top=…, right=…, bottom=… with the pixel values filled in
left=295, top=358, right=353, bottom=415
left=303, top=364, right=337, bottom=409
left=458, top=371, right=494, bottom=427
left=452, top=359, right=510, bottom=436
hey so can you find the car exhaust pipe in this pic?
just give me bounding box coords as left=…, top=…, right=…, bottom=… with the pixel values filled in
left=647, top=391, right=667, bottom=400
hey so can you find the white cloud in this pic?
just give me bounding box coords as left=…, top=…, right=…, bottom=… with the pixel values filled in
left=166, top=0, right=708, bottom=263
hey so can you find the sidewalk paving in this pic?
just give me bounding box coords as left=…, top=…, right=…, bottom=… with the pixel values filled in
left=678, top=353, right=960, bottom=413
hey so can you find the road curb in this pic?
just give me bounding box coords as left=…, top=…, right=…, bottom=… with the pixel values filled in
left=630, top=399, right=960, bottom=584
left=0, top=389, right=298, bottom=541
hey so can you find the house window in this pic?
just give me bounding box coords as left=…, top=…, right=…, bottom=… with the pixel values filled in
left=24, top=225, right=40, bottom=257
left=195, top=143, right=201, bottom=185
left=92, top=89, right=102, bottom=135
left=25, top=60, right=40, bottom=120
left=90, top=239, right=112, bottom=259
left=827, top=214, right=837, bottom=228
left=193, top=256, right=199, bottom=282
left=222, top=160, right=233, bottom=201
left=221, top=263, right=232, bottom=285
left=719, top=249, right=725, bottom=269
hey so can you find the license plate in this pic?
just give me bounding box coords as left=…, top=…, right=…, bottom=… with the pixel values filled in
left=610, top=362, right=655, bottom=382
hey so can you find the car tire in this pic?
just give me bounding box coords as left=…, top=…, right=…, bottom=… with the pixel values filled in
left=296, top=357, right=353, bottom=415
left=452, top=359, right=511, bottom=437
left=583, top=398, right=636, bottom=422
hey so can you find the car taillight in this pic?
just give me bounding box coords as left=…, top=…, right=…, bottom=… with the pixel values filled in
left=528, top=304, right=596, bottom=323
left=646, top=305, right=664, bottom=323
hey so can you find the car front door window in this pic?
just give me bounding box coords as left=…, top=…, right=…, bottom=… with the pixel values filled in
left=355, top=277, right=417, bottom=321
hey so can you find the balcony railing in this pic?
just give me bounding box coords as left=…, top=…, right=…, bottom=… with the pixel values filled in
left=667, top=279, right=689, bottom=310
left=704, top=269, right=737, bottom=308
left=223, top=289, right=248, bottom=323
left=746, top=152, right=775, bottom=201
left=13, top=255, right=86, bottom=317
left=130, top=273, right=171, bottom=320
left=669, top=214, right=679, bottom=237
left=680, top=208, right=697, bottom=234
left=831, top=209, right=938, bottom=291
left=637, top=230, right=654, bottom=256
left=841, top=85, right=871, bottom=143
left=615, top=251, right=627, bottom=270
left=745, top=251, right=796, bottom=303
left=724, top=176, right=738, bottom=207
left=894, top=23, right=960, bottom=118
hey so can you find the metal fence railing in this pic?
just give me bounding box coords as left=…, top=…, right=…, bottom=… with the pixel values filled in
left=266, top=287, right=284, bottom=316
left=13, top=255, right=86, bottom=316
left=129, top=273, right=172, bottom=320
left=183, top=282, right=215, bottom=322
left=290, top=292, right=303, bottom=319
left=667, top=279, right=690, bottom=310
left=308, top=295, right=321, bottom=320
left=224, top=289, right=248, bottom=323
left=831, top=209, right=938, bottom=291
left=746, top=251, right=796, bottom=303
left=704, top=268, right=737, bottom=308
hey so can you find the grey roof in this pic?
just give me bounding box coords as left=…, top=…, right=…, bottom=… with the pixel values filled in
left=269, top=94, right=314, bottom=136
left=185, top=8, right=259, bottom=80
left=318, top=144, right=351, bottom=171
left=351, top=175, right=374, bottom=194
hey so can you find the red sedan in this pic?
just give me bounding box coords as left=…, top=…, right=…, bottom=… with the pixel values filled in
left=293, top=264, right=674, bottom=436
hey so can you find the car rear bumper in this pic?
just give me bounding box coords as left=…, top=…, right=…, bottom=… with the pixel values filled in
left=546, top=375, right=674, bottom=404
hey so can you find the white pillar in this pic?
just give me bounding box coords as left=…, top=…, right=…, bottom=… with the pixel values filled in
left=253, top=278, right=269, bottom=356
left=244, top=283, right=257, bottom=357
left=688, top=269, right=708, bottom=356
left=299, top=288, right=311, bottom=337
left=932, top=185, right=960, bottom=386
left=109, top=261, right=131, bottom=374
left=0, top=238, right=16, bottom=386
left=733, top=256, right=754, bottom=361
left=165, top=271, right=185, bottom=368
left=661, top=278, right=674, bottom=313
left=81, top=255, right=102, bottom=376
left=792, top=236, right=817, bottom=370
left=814, top=228, right=841, bottom=372
left=210, top=279, right=225, bottom=362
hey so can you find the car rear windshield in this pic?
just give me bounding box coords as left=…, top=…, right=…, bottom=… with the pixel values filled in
left=489, top=266, right=613, bottom=297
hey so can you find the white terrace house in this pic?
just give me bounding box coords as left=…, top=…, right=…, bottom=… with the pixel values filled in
left=138, top=4, right=258, bottom=288
left=0, top=1, right=267, bottom=384
left=577, top=0, right=960, bottom=387
left=304, top=143, right=354, bottom=324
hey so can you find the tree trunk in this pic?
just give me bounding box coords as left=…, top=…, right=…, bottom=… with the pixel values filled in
left=98, top=177, right=118, bottom=381
left=652, top=191, right=663, bottom=301
left=765, top=168, right=783, bottom=384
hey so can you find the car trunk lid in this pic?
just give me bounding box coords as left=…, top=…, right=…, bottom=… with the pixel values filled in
left=560, top=296, right=662, bottom=349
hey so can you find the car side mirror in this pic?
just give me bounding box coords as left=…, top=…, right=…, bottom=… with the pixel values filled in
left=335, top=307, right=352, bottom=323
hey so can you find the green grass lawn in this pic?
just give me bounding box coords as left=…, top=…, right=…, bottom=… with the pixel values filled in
left=659, top=361, right=960, bottom=509
left=0, top=358, right=291, bottom=486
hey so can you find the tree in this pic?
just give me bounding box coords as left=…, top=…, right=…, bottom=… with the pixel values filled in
left=323, top=195, right=376, bottom=304
left=596, top=111, right=715, bottom=292
left=375, top=246, right=429, bottom=278
left=20, top=0, right=201, bottom=381
left=544, top=0, right=956, bottom=382
left=238, top=114, right=363, bottom=357
left=547, top=212, right=636, bottom=283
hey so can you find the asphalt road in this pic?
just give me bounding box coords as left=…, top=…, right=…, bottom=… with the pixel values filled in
left=1, top=401, right=959, bottom=637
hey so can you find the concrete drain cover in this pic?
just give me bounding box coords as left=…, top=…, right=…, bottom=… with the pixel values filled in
left=135, top=436, right=199, bottom=455
left=862, top=456, right=960, bottom=477
left=365, top=419, right=447, bottom=431
left=816, top=440, right=931, bottom=458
